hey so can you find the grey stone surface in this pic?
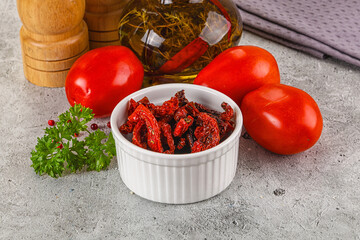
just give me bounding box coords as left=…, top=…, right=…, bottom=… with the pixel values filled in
left=1, top=0, right=359, bottom=239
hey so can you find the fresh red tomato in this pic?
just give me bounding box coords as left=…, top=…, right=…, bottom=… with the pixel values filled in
left=65, top=46, right=144, bottom=118
left=241, top=84, right=323, bottom=155
left=193, top=46, right=280, bottom=106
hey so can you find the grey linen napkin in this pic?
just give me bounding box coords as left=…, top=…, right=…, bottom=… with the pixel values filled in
left=234, top=0, right=360, bottom=67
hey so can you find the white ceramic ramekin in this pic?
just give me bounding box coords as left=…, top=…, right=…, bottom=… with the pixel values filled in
left=110, top=83, right=243, bottom=204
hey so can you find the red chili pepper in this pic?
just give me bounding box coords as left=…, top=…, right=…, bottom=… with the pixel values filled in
left=128, top=104, right=163, bottom=153
left=157, top=0, right=232, bottom=75
left=158, top=37, right=209, bottom=74
left=209, top=0, right=232, bottom=42
left=174, top=116, right=194, bottom=137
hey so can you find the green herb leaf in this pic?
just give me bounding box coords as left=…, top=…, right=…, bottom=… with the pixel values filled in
left=105, top=132, right=116, bottom=157
left=30, top=104, right=116, bottom=178
left=30, top=135, right=65, bottom=178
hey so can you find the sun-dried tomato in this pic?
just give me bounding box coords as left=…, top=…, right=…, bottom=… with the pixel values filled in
left=173, top=115, right=194, bottom=137
left=185, top=102, right=200, bottom=117
left=138, top=96, right=150, bottom=105
left=128, top=98, right=139, bottom=116
left=174, top=106, right=188, bottom=122
left=191, top=112, right=220, bottom=153
left=194, top=102, right=221, bottom=117
left=194, top=125, right=204, bottom=139
left=139, top=97, right=157, bottom=115
left=155, top=97, right=179, bottom=118
left=128, top=97, right=155, bottom=116
left=159, top=121, right=175, bottom=154
left=132, top=120, right=147, bottom=149
left=177, top=138, right=186, bottom=150
left=119, top=121, right=136, bottom=134
left=128, top=104, right=163, bottom=153
left=220, top=102, right=234, bottom=121
left=218, top=120, right=235, bottom=141
left=186, top=127, right=195, bottom=149
left=175, top=90, right=189, bottom=107
left=120, top=90, right=234, bottom=154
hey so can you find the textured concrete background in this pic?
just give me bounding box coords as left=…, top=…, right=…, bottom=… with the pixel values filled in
left=1, top=0, right=360, bottom=239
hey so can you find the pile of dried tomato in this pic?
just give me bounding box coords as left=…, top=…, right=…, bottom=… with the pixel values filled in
left=119, top=90, right=235, bottom=154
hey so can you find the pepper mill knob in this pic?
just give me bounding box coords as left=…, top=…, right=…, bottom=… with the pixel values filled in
left=17, top=0, right=89, bottom=87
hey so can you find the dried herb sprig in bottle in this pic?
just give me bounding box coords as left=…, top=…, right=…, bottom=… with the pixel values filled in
left=118, top=0, right=243, bottom=86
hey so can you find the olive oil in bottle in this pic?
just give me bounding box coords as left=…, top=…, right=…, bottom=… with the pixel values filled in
left=118, top=0, right=243, bottom=86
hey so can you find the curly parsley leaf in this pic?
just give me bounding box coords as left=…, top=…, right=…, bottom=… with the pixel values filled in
left=30, top=104, right=116, bottom=178
left=85, top=130, right=113, bottom=172
left=105, top=132, right=116, bottom=157
left=30, top=135, right=65, bottom=178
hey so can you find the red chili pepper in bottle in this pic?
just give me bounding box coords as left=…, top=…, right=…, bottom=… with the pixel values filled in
left=208, top=0, right=232, bottom=41
left=157, top=1, right=232, bottom=75
left=173, top=116, right=194, bottom=137
left=158, top=37, right=209, bottom=74
left=128, top=104, right=163, bottom=153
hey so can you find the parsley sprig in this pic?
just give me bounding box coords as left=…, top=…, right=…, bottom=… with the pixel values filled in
left=30, top=104, right=116, bottom=178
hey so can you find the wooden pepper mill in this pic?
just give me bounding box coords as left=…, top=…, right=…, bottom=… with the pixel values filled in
left=84, top=0, right=130, bottom=49
left=17, top=0, right=89, bottom=87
